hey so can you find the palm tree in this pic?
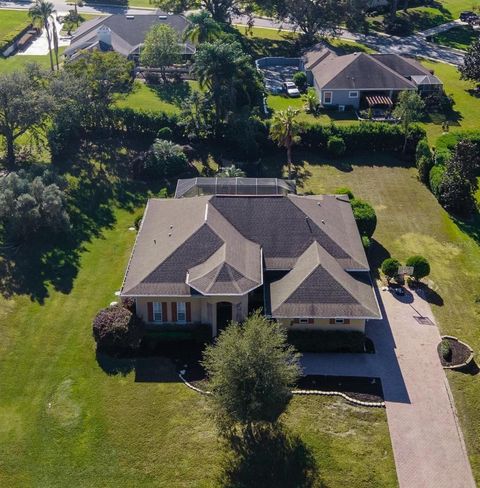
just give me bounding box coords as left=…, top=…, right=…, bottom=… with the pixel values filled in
left=217, top=164, right=246, bottom=177
left=51, top=19, right=59, bottom=70
left=269, top=108, right=302, bottom=178
left=183, top=12, right=222, bottom=44
left=29, top=0, right=56, bottom=72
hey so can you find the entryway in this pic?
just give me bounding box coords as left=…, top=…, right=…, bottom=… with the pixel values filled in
left=216, top=302, right=232, bottom=335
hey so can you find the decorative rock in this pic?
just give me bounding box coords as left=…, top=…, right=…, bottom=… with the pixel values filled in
left=110, top=301, right=118, bottom=307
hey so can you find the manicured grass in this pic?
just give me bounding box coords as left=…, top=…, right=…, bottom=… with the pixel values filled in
left=0, top=177, right=397, bottom=487
left=0, top=9, right=30, bottom=48
left=0, top=47, right=66, bottom=74
left=262, top=149, right=480, bottom=483
left=432, top=25, right=479, bottom=51
left=419, top=60, right=480, bottom=142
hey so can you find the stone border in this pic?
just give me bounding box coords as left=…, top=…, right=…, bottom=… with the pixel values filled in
left=440, top=336, right=475, bottom=370
left=179, top=373, right=385, bottom=408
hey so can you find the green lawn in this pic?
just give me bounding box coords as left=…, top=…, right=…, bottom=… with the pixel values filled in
left=368, top=0, right=480, bottom=34
left=0, top=47, right=66, bottom=74
left=0, top=9, right=30, bottom=47
left=432, top=25, right=479, bottom=51
left=419, top=60, right=480, bottom=142
left=0, top=172, right=397, bottom=486
left=260, top=149, right=480, bottom=483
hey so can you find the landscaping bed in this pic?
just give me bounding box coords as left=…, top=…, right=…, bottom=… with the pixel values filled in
left=295, top=375, right=384, bottom=403
left=437, top=336, right=474, bottom=368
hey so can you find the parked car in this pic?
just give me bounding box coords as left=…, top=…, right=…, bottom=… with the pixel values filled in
left=283, top=81, right=300, bottom=98
left=460, top=11, right=477, bottom=22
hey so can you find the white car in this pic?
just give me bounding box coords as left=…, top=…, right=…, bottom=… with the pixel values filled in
left=284, top=81, right=300, bottom=98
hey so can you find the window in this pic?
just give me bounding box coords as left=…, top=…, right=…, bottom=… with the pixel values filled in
left=335, top=318, right=344, bottom=324
left=323, top=91, right=332, bottom=104
left=349, top=91, right=359, bottom=98
left=177, top=302, right=186, bottom=323
left=153, top=302, right=162, bottom=323
left=299, top=318, right=309, bottom=324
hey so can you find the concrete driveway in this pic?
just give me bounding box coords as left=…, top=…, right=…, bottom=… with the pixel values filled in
left=301, top=286, right=475, bottom=488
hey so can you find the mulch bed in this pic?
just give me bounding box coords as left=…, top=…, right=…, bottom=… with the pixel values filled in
left=295, top=375, right=384, bottom=403
left=438, top=337, right=472, bottom=367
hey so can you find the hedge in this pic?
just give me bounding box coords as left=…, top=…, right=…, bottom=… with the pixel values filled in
left=144, top=323, right=212, bottom=344
left=108, top=107, right=183, bottom=140
left=429, top=164, right=445, bottom=196
left=300, top=122, right=425, bottom=155
left=287, top=330, right=366, bottom=353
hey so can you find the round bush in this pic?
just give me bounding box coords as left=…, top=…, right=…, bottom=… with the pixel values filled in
left=351, top=199, right=377, bottom=238
left=327, top=135, right=346, bottom=157
left=440, top=339, right=452, bottom=361
left=293, top=71, right=307, bottom=91
left=406, top=255, right=430, bottom=281
left=92, top=304, right=143, bottom=353
left=381, top=258, right=401, bottom=282
left=334, top=187, right=354, bottom=199
left=362, top=235, right=371, bottom=250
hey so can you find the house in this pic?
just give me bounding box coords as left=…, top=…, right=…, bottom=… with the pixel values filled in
left=303, top=48, right=443, bottom=110
left=120, top=179, right=381, bottom=337
left=64, top=12, right=195, bottom=62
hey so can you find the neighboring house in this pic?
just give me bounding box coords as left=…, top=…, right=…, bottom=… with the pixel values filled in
left=120, top=178, right=381, bottom=337
left=64, top=12, right=195, bottom=62
left=303, top=47, right=443, bottom=110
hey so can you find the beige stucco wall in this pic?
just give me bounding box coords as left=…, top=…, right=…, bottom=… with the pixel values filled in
left=277, top=318, right=365, bottom=333
left=135, top=295, right=249, bottom=337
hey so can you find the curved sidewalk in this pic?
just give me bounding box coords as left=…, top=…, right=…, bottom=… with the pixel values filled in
left=301, top=287, right=475, bottom=488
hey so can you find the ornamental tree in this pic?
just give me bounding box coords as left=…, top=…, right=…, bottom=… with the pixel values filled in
left=351, top=198, right=377, bottom=238
left=459, top=38, right=480, bottom=89
left=202, top=312, right=300, bottom=439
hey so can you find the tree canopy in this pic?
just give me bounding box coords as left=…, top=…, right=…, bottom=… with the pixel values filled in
left=184, top=11, right=222, bottom=43
left=202, top=312, right=300, bottom=436
left=459, top=38, right=480, bottom=88
left=405, top=255, right=430, bottom=281
left=140, top=24, right=182, bottom=82
left=381, top=258, right=400, bottom=283
left=392, top=91, right=425, bottom=153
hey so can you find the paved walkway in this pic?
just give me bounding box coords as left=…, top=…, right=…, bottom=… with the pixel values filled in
left=301, top=287, right=475, bottom=488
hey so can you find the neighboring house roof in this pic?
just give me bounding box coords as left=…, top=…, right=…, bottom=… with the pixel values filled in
left=65, top=12, right=194, bottom=58
left=270, top=242, right=380, bottom=318
left=175, top=177, right=296, bottom=198
left=310, top=52, right=417, bottom=91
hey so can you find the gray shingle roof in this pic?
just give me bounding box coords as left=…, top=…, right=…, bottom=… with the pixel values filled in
left=309, top=52, right=417, bottom=91
left=65, top=12, right=194, bottom=58
left=121, top=191, right=378, bottom=318
left=270, top=242, right=380, bottom=318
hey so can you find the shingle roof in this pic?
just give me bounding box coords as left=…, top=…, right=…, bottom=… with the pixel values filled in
left=121, top=192, right=377, bottom=318
left=309, top=52, right=417, bottom=91
left=303, top=43, right=337, bottom=71
left=270, top=242, right=381, bottom=318
left=65, top=12, right=194, bottom=58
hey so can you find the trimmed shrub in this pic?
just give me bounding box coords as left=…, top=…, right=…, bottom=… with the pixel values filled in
left=440, top=339, right=452, bottom=361
left=434, top=147, right=452, bottom=167
left=417, top=156, right=434, bottom=185
left=121, top=297, right=136, bottom=313
left=134, top=214, right=143, bottom=230
left=293, top=71, right=307, bottom=91
left=405, top=255, right=430, bottom=281
left=429, top=164, right=445, bottom=196
left=92, top=304, right=144, bottom=353
left=327, top=135, right=346, bottom=157
left=334, top=187, right=354, bottom=199
left=351, top=199, right=377, bottom=238
left=287, top=330, right=366, bottom=353
left=362, top=235, right=371, bottom=250
left=381, top=258, right=401, bottom=282
left=144, top=323, right=211, bottom=345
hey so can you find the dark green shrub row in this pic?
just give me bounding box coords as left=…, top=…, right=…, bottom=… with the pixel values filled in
left=287, top=330, right=366, bottom=353
left=108, top=107, right=183, bottom=140
left=0, top=22, right=33, bottom=54
left=300, top=122, right=425, bottom=155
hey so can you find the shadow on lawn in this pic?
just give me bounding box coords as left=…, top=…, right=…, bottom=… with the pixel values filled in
left=220, top=424, right=322, bottom=488
left=0, top=137, right=156, bottom=303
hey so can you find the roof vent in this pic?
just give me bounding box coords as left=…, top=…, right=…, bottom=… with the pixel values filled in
left=126, top=14, right=135, bottom=19
left=158, top=15, right=167, bottom=20
left=321, top=219, right=325, bottom=224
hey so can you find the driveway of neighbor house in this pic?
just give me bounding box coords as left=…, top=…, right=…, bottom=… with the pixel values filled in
left=301, top=286, right=475, bottom=488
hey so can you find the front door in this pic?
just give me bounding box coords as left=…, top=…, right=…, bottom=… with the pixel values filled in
left=216, top=302, right=232, bottom=335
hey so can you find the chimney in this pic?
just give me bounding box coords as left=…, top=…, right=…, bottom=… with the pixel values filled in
left=97, top=25, right=112, bottom=46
